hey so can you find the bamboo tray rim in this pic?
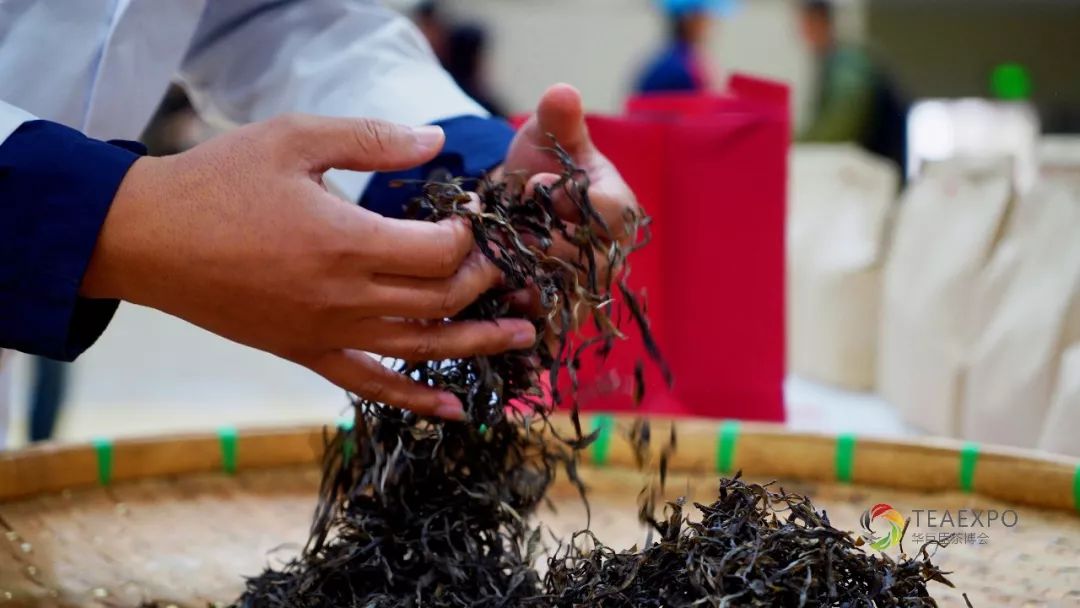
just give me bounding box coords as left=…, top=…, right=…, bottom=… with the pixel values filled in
left=2, top=415, right=1078, bottom=514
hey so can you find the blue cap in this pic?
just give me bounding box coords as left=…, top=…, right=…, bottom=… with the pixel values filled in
left=659, top=0, right=738, bottom=16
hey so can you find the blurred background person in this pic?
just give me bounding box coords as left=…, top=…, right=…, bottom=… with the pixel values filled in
left=634, top=0, right=729, bottom=95
left=411, top=2, right=506, bottom=117
left=413, top=1, right=449, bottom=61
left=799, top=0, right=907, bottom=171
left=26, top=357, right=66, bottom=442
left=140, top=84, right=216, bottom=157
left=444, top=24, right=507, bottom=117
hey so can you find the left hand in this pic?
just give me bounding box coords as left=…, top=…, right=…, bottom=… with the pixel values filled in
left=497, top=84, right=639, bottom=314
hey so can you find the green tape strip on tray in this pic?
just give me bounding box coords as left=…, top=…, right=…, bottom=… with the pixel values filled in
left=338, top=419, right=355, bottom=466
left=716, top=420, right=740, bottom=475
left=92, top=437, right=113, bottom=486
left=835, top=434, right=856, bottom=484
left=1074, top=464, right=1080, bottom=515
left=219, top=426, right=238, bottom=475
left=591, top=414, right=615, bottom=467
left=960, top=442, right=980, bottom=493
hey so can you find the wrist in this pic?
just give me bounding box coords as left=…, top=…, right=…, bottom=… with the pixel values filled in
left=81, top=155, right=164, bottom=302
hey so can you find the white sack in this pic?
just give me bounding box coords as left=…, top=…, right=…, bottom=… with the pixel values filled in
left=878, top=157, right=1015, bottom=435
left=1038, top=342, right=1080, bottom=457
left=962, top=139, right=1080, bottom=448
left=788, top=144, right=899, bottom=390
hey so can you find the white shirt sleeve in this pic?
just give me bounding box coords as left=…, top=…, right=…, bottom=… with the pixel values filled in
left=178, top=0, right=488, bottom=201
left=0, top=100, right=36, bottom=146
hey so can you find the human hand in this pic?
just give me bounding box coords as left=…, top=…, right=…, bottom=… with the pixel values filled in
left=500, top=83, right=640, bottom=316
left=81, top=114, right=536, bottom=419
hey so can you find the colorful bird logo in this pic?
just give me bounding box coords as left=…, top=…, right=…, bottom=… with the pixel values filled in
left=860, top=503, right=905, bottom=551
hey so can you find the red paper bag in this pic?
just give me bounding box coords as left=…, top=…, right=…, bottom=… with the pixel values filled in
left=532, top=75, right=789, bottom=422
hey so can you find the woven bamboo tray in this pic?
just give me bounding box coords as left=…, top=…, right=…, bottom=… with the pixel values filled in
left=1, top=415, right=1078, bottom=607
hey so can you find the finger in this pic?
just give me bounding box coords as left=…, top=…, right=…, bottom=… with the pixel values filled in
left=360, top=214, right=473, bottom=279
left=371, top=249, right=504, bottom=319
left=545, top=231, right=614, bottom=286
left=524, top=171, right=631, bottom=241
left=586, top=174, right=640, bottom=244
left=302, top=349, right=466, bottom=420
left=534, top=83, right=591, bottom=154
left=272, top=114, right=445, bottom=173
left=357, top=193, right=481, bottom=279
left=525, top=169, right=638, bottom=243
left=352, top=317, right=536, bottom=361
left=503, top=239, right=616, bottom=324
left=502, top=287, right=547, bottom=319
left=526, top=172, right=583, bottom=223
left=497, top=287, right=560, bottom=358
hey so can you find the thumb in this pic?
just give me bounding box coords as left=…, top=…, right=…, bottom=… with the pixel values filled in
left=282, top=114, right=445, bottom=173
left=534, top=83, right=591, bottom=153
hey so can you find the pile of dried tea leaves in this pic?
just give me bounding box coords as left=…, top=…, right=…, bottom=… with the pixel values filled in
left=236, top=141, right=659, bottom=607
left=236, top=142, right=959, bottom=608
left=238, top=408, right=559, bottom=607
left=537, top=475, right=965, bottom=607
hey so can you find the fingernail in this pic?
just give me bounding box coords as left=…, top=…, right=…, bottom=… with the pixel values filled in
left=512, top=326, right=537, bottom=349
left=434, top=394, right=466, bottom=421
left=413, top=125, right=444, bottom=152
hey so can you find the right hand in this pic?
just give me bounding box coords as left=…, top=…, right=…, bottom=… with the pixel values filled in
left=80, top=114, right=536, bottom=420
